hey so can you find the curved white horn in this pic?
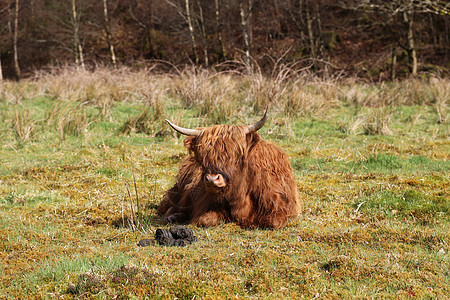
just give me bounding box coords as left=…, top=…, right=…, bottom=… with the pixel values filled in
left=165, top=119, right=201, bottom=136
left=245, top=107, right=268, bottom=133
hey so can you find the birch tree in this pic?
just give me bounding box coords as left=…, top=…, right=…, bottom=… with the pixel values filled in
left=185, top=0, right=198, bottom=64
left=71, top=0, right=85, bottom=69
left=239, top=0, right=253, bottom=66
left=195, top=0, right=208, bottom=66
left=165, top=0, right=199, bottom=64
left=146, top=0, right=155, bottom=58
left=0, top=42, right=3, bottom=81
left=12, top=0, right=20, bottom=79
left=102, top=0, right=116, bottom=68
left=214, top=0, right=226, bottom=60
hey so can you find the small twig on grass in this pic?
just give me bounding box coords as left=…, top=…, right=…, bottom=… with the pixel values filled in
left=353, top=201, right=365, bottom=216
left=125, top=184, right=138, bottom=232
left=132, top=172, right=140, bottom=216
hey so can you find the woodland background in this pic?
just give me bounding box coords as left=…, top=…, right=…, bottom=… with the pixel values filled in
left=0, top=0, right=449, bottom=80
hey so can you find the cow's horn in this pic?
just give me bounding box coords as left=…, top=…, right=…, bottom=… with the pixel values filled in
left=165, top=119, right=201, bottom=136
left=245, top=107, right=268, bottom=133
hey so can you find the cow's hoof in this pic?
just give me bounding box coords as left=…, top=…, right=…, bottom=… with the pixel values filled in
left=165, top=215, right=177, bottom=223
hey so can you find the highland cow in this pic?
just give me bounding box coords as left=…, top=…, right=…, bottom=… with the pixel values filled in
left=158, top=110, right=300, bottom=229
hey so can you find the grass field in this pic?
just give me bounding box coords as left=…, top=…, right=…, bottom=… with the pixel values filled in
left=0, top=68, right=449, bottom=299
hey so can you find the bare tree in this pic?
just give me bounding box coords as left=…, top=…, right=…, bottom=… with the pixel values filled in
left=240, top=0, right=253, bottom=66
left=128, top=0, right=156, bottom=59
left=146, top=0, right=155, bottom=58
left=305, top=1, right=315, bottom=59
left=165, top=0, right=199, bottom=63
left=0, top=42, right=3, bottom=81
left=12, top=0, right=20, bottom=79
left=185, top=0, right=198, bottom=64
left=103, top=0, right=116, bottom=68
left=195, top=0, right=208, bottom=66
left=71, top=0, right=85, bottom=69
left=214, top=0, right=226, bottom=60
left=30, top=0, right=35, bottom=22
left=272, top=0, right=282, bottom=36
left=403, top=8, right=417, bottom=76
left=0, top=3, right=8, bottom=81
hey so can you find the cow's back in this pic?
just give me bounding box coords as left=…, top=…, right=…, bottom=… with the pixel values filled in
left=247, top=140, right=300, bottom=218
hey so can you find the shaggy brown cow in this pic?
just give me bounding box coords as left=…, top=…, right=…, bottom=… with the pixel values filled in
left=158, top=110, right=300, bottom=229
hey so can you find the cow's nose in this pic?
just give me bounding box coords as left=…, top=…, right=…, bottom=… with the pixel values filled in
left=205, top=174, right=219, bottom=184
left=205, top=173, right=227, bottom=188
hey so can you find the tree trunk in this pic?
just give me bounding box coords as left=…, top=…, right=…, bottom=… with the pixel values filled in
left=195, top=0, right=208, bottom=66
left=429, top=14, right=437, bottom=48
left=315, top=2, right=323, bottom=55
left=6, top=0, right=11, bottom=80
left=72, top=0, right=85, bottom=69
left=403, top=10, right=417, bottom=76
left=214, top=0, right=226, bottom=60
left=0, top=44, right=3, bottom=81
left=103, top=0, right=117, bottom=68
left=305, top=3, right=315, bottom=59
left=146, top=0, right=155, bottom=58
left=240, top=0, right=252, bottom=67
left=30, top=0, right=35, bottom=23
left=391, top=48, right=397, bottom=80
left=273, top=0, right=282, bottom=36
left=13, top=0, right=20, bottom=79
left=185, top=0, right=198, bottom=64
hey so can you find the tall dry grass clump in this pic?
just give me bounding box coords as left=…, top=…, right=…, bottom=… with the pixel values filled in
left=120, top=109, right=160, bottom=135
left=0, top=80, right=43, bottom=104
left=170, top=65, right=243, bottom=123
left=238, top=57, right=297, bottom=111
left=282, top=76, right=341, bottom=117
left=45, top=103, right=90, bottom=140
left=359, top=107, right=393, bottom=135
left=341, top=82, right=379, bottom=107
left=168, top=60, right=340, bottom=123
left=35, top=66, right=170, bottom=116
left=429, top=77, right=449, bottom=124
left=342, top=78, right=449, bottom=108
left=12, top=108, right=39, bottom=143
left=57, top=109, right=89, bottom=140
left=170, top=65, right=214, bottom=108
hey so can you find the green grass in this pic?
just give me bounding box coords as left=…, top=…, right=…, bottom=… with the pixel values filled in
left=292, top=153, right=448, bottom=175
left=354, top=189, right=449, bottom=223
left=0, top=75, right=449, bottom=299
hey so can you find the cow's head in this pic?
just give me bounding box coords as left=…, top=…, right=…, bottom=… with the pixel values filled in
left=166, top=109, right=267, bottom=193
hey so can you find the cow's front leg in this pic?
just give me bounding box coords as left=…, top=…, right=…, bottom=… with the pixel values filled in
left=189, top=195, right=229, bottom=227
left=192, top=211, right=227, bottom=227
left=253, top=192, right=290, bottom=229
left=161, top=191, right=193, bottom=224
left=231, top=195, right=255, bottom=228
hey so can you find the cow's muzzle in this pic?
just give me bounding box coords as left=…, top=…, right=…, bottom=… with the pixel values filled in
left=204, top=173, right=227, bottom=191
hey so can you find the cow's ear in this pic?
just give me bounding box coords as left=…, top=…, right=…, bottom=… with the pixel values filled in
left=246, top=132, right=260, bottom=148
left=184, top=136, right=195, bottom=150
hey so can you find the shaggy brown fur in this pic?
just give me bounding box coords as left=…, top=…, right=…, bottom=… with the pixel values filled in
left=158, top=125, right=301, bottom=229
